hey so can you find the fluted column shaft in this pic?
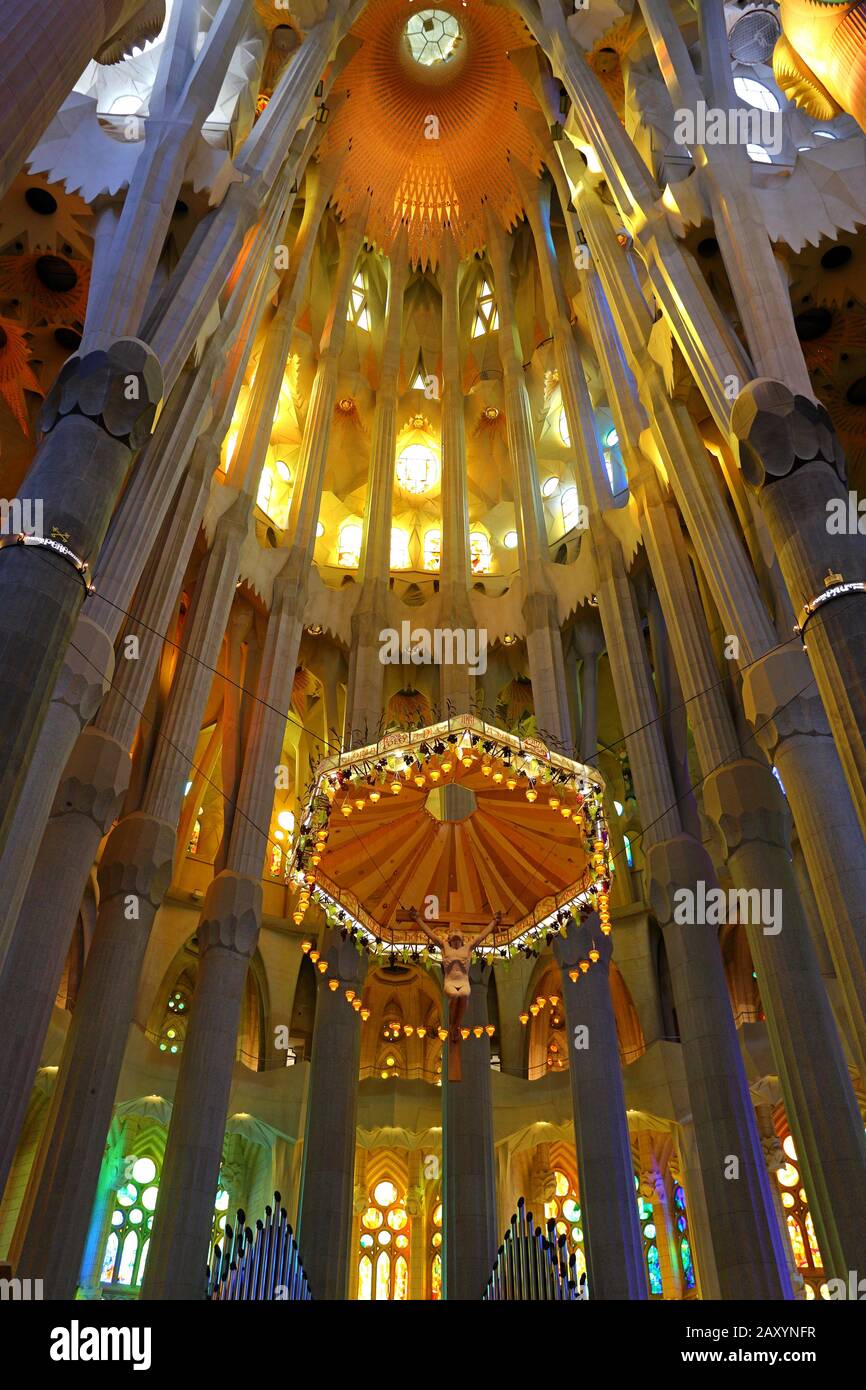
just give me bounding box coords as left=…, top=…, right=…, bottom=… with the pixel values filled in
left=484, top=214, right=571, bottom=748
left=443, top=962, right=498, bottom=1300
left=297, top=932, right=367, bottom=1299
left=345, top=232, right=410, bottom=743
left=438, top=236, right=475, bottom=716
left=143, top=228, right=364, bottom=1296
left=554, top=921, right=647, bottom=1299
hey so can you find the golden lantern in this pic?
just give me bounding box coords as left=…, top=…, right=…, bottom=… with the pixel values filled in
left=568, top=968, right=579, bottom=982
left=460, top=1027, right=471, bottom=1040
left=588, top=945, right=600, bottom=963
left=369, top=789, right=381, bottom=803
left=292, top=911, right=304, bottom=925
left=414, top=775, right=426, bottom=789
left=437, top=1026, right=448, bottom=1041
left=416, top=1026, right=427, bottom=1038
left=429, top=768, right=441, bottom=782
left=549, top=995, right=560, bottom=1007
left=529, top=1004, right=540, bottom=1016
left=549, top=796, right=560, bottom=810
left=403, top=1024, right=414, bottom=1036
left=345, top=989, right=355, bottom=1002
left=519, top=1012, right=529, bottom=1025
left=579, top=959, right=590, bottom=974
left=353, top=998, right=362, bottom=1011
left=485, top=1024, right=495, bottom=1037
left=492, top=769, right=504, bottom=784
left=473, top=1025, right=484, bottom=1038
left=390, top=779, right=402, bottom=795
left=525, top=787, right=537, bottom=802
left=481, top=762, right=492, bottom=777
left=360, top=1008, right=371, bottom=1021
left=311, top=853, right=321, bottom=866
left=355, top=798, right=365, bottom=811
left=309, top=950, right=320, bottom=963
left=341, top=803, right=352, bottom=817
left=535, top=996, right=546, bottom=1008
left=317, top=960, right=328, bottom=974
left=561, top=805, right=572, bottom=819
left=441, top=758, right=453, bottom=774
left=328, top=979, right=340, bottom=991
left=301, top=941, right=312, bottom=953
left=506, top=777, right=517, bottom=791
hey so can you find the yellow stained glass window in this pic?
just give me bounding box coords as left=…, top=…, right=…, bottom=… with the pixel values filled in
left=358, top=1254, right=373, bottom=1300
left=375, top=1250, right=391, bottom=1300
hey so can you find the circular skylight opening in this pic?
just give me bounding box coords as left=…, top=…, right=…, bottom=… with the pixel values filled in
left=405, top=10, right=462, bottom=67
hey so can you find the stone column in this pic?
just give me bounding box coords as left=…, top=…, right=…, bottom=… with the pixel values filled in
left=144, top=872, right=261, bottom=1300
left=573, top=174, right=866, bottom=1091
left=443, top=961, right=498, bottom=1301
left=438, top=236, right=475, bottom=717
left=406, top=1150, right=426, bottom=1301
left=553, top=920, right=647, bottom=1300
left=344, top=231, right=409, bottom=744
left=144, top=220, right=366, bottom=1297
left=0, top=0, right=152, bottom=201
left=484, top=214, right=571, bottom=749
left=0, top=155, right=285, bottom=941
left=297, top=931, right=367, bottom=1300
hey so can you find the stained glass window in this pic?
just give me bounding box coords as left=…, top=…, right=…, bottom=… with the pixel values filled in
left=674, top=1183, right=696, bottom=1291
left=423, top=529, right=441, bottom=571
left=338, top=521, right=363, bottom=569
left=471, top=279, right=499, bottom=338
left=396, top=443, right=439, bottom=496
left=469, top=531, right=492, bottom=574
left=544, top=1170, right=587, bottom=1293
left=347, top=270, right=371, bottom=331
left=356, top=1179, right=410, bottom=1300
left=775, top=1134, right=826, bottom=1297
left=101, top=1156, right=229, bottom=1296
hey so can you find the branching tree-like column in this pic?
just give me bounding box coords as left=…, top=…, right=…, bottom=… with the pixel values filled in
left=0, top=0, right=161, bottom=201
left=344, top=229, right=409, bottom=745
left=298, top=929, right=368, bottom=1300
left=443, top=961, right=498, bottom=1300
left=144, top=211, right=366, bottom=1298
left=0, top=4, right=352, bottom=858
left=554, top=920, right=647, bottom=1300
left=520, top=176, right=790, bottom=1299
left=484, top=213, right=572, bottom=750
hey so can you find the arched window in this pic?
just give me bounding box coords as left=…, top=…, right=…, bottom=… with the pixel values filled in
left=636, top=1175, right=663, bottom=1297
left=471, top=278, right=499, bottom=338
left=423, top=528, right=441, bottom=571
left=469, top=530, right=492, bottom=574
left=257, top=467, right=273, bottom=515
left=347, top=270, right=370, bottom=330
left=673, top=1181, right=696, bottom=1293
left=356, top=1179, right=410, bottom=1300
left=101, top=1154, right=230, bottom=1295
left=338, top=521, right=363, bottom=568
left=390, top=527, right=411, bottom=570
left=396, top=442, right=439, bottom=496
left=775, top=1134, right=826, bottom=1298
left=543, top=1169, right=587, bottom=1289
left=430, top=1197, right=443, bottom=1299
left=158, top=976, right=193, bottom=1055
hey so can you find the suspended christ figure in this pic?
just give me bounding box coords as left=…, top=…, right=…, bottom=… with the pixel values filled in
left=408, top=894, right=501, bottom=1081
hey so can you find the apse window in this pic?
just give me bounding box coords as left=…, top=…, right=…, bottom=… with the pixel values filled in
left=396, top=442, right=439, bottom=495
left=469, top=531, right=492, bottom=574
left=471, top=279, right=499, bottom=338
left=390, top=527, right=411, bottom=570
left=423, top=528, right=441, bottom=571
left=338, top=521, right=363, bottom=568
left=405, top=9, right=462, bottom=67
left=347, top=270, right=371, bottom=331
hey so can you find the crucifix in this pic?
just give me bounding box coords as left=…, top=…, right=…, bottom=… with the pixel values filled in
left=399, top=892, right=507, bottom=1081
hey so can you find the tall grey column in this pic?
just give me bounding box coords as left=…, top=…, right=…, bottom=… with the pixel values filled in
left=297, top=931, right=367, bottom=1300
left=554, top=919, right=647, bottom=1300
left=443, top=961, right=498, bottom=1301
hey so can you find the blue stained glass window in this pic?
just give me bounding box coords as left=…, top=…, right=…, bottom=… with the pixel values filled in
left=681, top=1237, right=695, bottom=1289
left=647, top=1243, right=663, bottom=1295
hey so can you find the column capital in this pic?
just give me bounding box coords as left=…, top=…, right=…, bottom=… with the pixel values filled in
left=731, top=379, right=845, bottom=490
left=740, top=646, right=830, bottom=758
left=198, top=870, right=262, bottom=958
left=52, top=725, right=130, bottom=830
left=703, top=758, right=791, bottom=858
left=553, top=913, right=611, bottom=973
left=39, top=338, right=162, bottom=449
left=644, top=832, right=717, bottom=929
left=96, top=809, right=176, bottom=908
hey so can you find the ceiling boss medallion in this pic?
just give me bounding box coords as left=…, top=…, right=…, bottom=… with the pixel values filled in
left=317, top=0, right=543, bottom=267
